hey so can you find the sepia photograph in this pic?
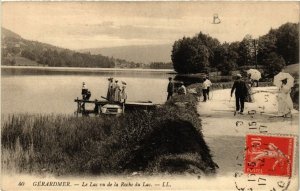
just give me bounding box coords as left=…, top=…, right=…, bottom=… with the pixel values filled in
left=1, top=1, right=299, bottom=190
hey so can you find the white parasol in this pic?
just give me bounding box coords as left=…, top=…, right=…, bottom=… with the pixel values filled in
left=273, top=72, right=294, bottom=88
left=247, top=69, right=261, bottom=81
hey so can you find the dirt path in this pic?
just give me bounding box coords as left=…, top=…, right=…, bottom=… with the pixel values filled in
left=197, top=87, right=299, bottom=176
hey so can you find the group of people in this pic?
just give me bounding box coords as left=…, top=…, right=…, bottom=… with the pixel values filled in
left=81, top=78, right=127, bottom=104
left=82, top=71, right=293, bottom=118
left=167, top=76, right=212, bottom=102
left=230, top=73, right=293, bottom=117
left=106, top=78, right=127, bottom=103
left=200, top=74, right=252, bottom=112
left=167, top=77, right=187, bottom=100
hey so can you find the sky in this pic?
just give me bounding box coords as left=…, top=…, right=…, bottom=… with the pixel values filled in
left=2, top=2, right=299, bottom=50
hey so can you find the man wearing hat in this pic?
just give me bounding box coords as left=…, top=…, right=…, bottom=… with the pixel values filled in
left=82, top=82, right=88, bottom=100
left=81, top=82, right=89, bottom=110
left=231, top=74, right=248, bottom=115
left=167, top=77, right=174, bottom=100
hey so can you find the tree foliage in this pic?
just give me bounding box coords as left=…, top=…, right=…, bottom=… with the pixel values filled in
left=171, top=33, right=217, bottom=74
left=257, top=23, right=299, bottom=76
left=275, top=23, right=299, bottom=65
left=257, top=30, right=277, bottom=63
left=20, top=45, right=115, bottom=68
left=149, top=62, right=173, bottom=69
left=237, top=35, right=256, bottom=66
left=171, top=22, right=299, bottom=75
left=262, top=52, right=286, bottom=77
left=213, top=43, right=238, bottom=75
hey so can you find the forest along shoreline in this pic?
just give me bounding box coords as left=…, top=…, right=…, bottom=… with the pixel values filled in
left=1, top=87, right=218, bottom=176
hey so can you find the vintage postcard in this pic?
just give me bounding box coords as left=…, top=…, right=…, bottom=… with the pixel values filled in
left=1, top=1, right=299, bottom=191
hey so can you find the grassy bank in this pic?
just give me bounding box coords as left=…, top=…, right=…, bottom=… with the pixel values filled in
left=2, top=94, right=217, bottom=176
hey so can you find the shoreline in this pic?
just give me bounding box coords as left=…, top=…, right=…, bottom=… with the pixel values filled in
left=1, top=65, right=176, bottom=73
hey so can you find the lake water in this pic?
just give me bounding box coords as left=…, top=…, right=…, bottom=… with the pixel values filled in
left=1, top=66, right=175, bottom=114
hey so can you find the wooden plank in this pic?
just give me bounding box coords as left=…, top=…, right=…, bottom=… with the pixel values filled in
left=74, top=98, right=159, bottom=114
left=125, top=102, right=156, bottom=106
left=74, top=99, right=158, bottom=106
left=74, top=99, right=108, bottom=104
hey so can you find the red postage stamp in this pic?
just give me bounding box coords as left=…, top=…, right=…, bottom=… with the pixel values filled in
left=244, top=134, right=294, bottom=177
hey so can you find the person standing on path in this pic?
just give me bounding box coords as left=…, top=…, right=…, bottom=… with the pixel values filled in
left=167, top=77, right=174, bottom=100
left=231, top=74, right=248, bottom=115
left=203, top=77, right=212, bottom=100
left=245, top=75, right=253, bottom=103
left=202, top=77, right=211, bottom=102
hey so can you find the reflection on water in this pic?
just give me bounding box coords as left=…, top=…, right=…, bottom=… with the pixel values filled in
left=1, top=67, right=175, bottom=114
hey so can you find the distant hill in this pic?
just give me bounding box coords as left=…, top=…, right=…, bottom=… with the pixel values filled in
left=2, top=28, right=22, bottom=39
left=80, top=44, right=173, bottom=64
left=1, top=28, right=157, bottom=68
left=1, top=28, right=115, bottom=68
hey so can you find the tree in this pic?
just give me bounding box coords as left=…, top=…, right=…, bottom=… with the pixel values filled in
left=213, top=43, right=238, bottom=75
left=196, top=32, right=220, bottom=64
left=172, top=37, right=210, bottom=73
left=257, top=29, right=277, bottom=65
left=275, top=23, right=299, bottom=65
left=21, top=49, right=36, bottom=60
left=7, top=46, right=21, bottom=55
left=150, top=62, right=173, bottom=69
left=237, top=35, right=256, bottom=66
left=262, top=52, right=285, bottom=77
left=257, top=23, right=299, bottom=66
left=171, top=33, right=218, bottom=74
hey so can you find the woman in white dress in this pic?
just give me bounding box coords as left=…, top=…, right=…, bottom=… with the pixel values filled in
left=277, top=79, right=293, bottom=117
left=120, top=85, right=127, bottom=103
